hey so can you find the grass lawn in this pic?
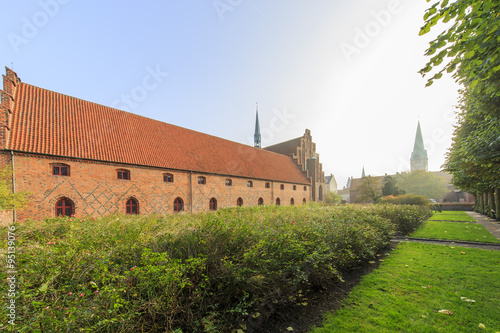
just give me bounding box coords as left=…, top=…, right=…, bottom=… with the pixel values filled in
left=410, top=221, right=500, bottom=243
left=311, top=242, right=500, bottom=333
left=430, top=211, right=476, bottom=222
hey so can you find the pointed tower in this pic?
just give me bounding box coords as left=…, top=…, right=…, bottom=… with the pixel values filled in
left=362, top=166, right=366, bottom=178
left=254, top=103, right=261, bottom=148
left=410, top=121, right=428, bottom=171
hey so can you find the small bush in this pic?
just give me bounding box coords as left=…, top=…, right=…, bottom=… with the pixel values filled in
left=378, top=194, right=431, bottom=207
left=370, top=204, right=432, bottom=236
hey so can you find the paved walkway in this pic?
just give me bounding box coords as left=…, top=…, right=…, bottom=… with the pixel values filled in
left=466, top=211, right=500, bottom=241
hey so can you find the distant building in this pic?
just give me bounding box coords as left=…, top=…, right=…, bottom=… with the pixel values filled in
left=325, top=173, right=337, bottom=194
left=265, top=129, right=327, bottom=202
left=410, top=121, right=428, bottom=172
left=343, top=122, right=473, bottom=204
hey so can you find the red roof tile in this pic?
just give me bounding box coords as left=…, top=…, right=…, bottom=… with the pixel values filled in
left=7, top=82, right=310, bottom=184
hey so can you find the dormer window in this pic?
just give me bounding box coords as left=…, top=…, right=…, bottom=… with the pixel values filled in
left=52, top=164, right=70, bottom=176
left=163, top=173, right=174, bottom=183
left=117, top=169, right=130, bottom=180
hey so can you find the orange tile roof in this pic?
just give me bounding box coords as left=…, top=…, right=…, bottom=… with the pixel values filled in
left=7, top=81, right=310, bottom=184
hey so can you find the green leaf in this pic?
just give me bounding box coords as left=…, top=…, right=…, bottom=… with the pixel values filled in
left=38, top=283, right=48, bottom=293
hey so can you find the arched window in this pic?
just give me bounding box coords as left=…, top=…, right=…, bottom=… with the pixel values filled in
left=209, top=198, right=217, bottom=211
left=303, top=198, right=306, bottom=204
left=163, top=173, right=174, bottom=183
left=290, top=198, right=295, bottom=206
left=225, top=179, right=232, bottom=186
left=258, top=197, right=264, bottom=205
left=126, top=198, right=139, bottom=214
left=198, top=176, right=206, bottom=185
left=173, top=197, right=184, bottom=212
left=265, top=182, right=271, bottom=189
left=247, top=181, right=253, bottom=188
left=319, top=185, right=323, bottom=201
left=276, top=197, right=281, bottom=206
left=55, top=197, right=74, bottom=217
left=237, top=197, right=243, bottom=207
left=52, top=164, right=70, bottom=176
left=117, top=169, right=130, bottom=180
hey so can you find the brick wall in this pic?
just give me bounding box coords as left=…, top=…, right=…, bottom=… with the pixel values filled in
left=13, top=153, right=311, bottom=221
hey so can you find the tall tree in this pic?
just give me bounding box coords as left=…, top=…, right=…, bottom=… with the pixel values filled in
left=357, top=176, right=382, bottom=203
left=381, top=175, right=404, bottom=197
left=421, top=0, right=500, bottom=219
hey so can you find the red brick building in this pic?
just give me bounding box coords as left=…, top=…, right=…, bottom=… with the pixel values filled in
left=0, top=67, right=325, bottom=223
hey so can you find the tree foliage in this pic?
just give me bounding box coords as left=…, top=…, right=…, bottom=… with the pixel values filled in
left=357, top=176, right=382, bottom=203
left=421, top=0, right=500, bottom=203
left=395, top=171, right=448, bottom=200
left=325, top=191, right=342, bottom=204
left=0, top=165, right=31, bottom=210
left=381, top=175, right=404, bottom=197
left=419, top=0, right=500, bottom=96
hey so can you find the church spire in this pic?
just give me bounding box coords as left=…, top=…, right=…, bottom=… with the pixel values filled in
left=254, top=103, right=261, bottom=148
left=362, top=166, right=365, bottom=178
left=410, top=121, right=428, bottom=171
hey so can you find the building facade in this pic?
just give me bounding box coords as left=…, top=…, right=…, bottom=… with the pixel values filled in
left=265, top=129, right=327, bottom=202
left=0, top=68, right=319, bottom=223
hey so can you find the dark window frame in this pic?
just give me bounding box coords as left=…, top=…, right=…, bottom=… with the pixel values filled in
left=290, top=198, right=295, bottom=206
left=52, top=164, right=70, bottom=176
left=163, top=173, right=174, bottom=183
left=117, top=169, right=130, bottom=180
left=258, top=197, right=264, bottom=205
left=174, top=197, right=184, bottom=212
left=237, top=197, right=243, bottom=207
left=209, top=197, right=217, bottom=211
left=276, top=198, right=281, bottom=206
left=225, top=179, right=232, bottom=186
left=247, top=181, right=253, bottom=188
left=280, top=184, right=285, bottom=190
left=293, top=185, right=297, bottom=191
left=55, top=197, right=74, bottom=217
left=198, top=176, right=206, bottom=185
left=126, top=197, right=139, bottom=215
left=265, top=182, right=271, bottom=189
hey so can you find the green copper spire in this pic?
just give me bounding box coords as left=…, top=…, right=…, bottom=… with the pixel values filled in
left=411, top=121, right=428, bottom=160
left=411, top=121, right=428, bottom=171
left=254, top=103, right=261, bottom=148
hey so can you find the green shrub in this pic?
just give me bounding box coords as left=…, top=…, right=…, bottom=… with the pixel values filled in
left=1, top=205, right=430, bottom=332
left=378, top=194, right=431, bottom=206
left=370, top=204, right=432, bottom=236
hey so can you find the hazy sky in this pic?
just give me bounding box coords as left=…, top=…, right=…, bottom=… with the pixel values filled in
left=1, top=0, right=461, bottom=189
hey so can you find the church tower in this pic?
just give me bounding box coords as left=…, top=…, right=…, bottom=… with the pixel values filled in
left=410, top=121, right=428, bottom=172
left=254, top=103, right=261, bottom=148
